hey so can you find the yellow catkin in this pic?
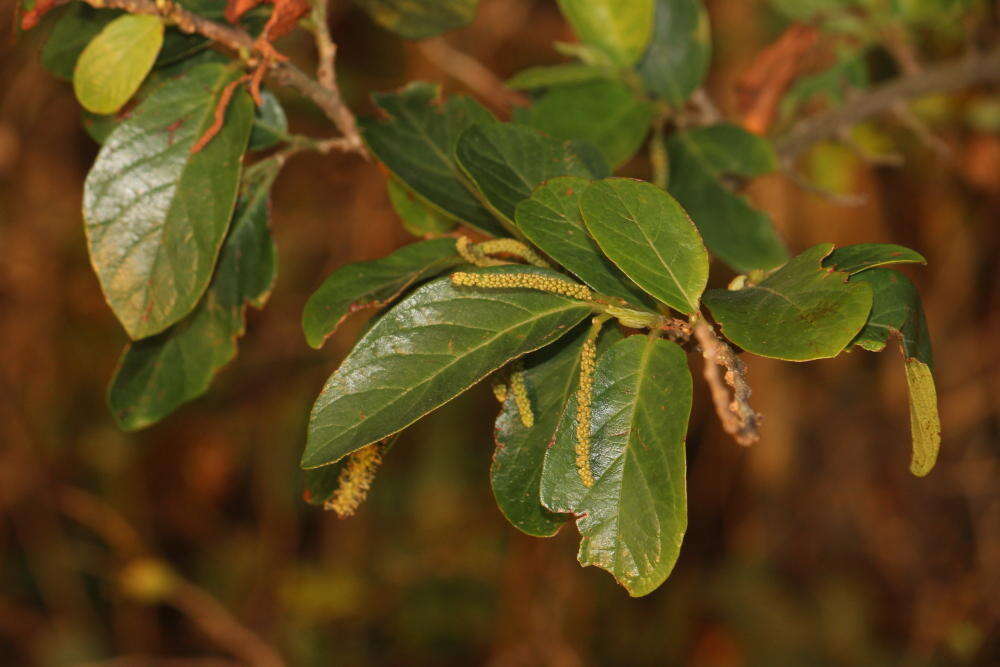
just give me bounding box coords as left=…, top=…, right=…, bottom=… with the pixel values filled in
left=508, top=363, right=534, bottom=428
left=450, top=272, right=592, bottom=301
left=491, top=377, right=508, bottom=404
left=456, top=236, right=505, bottom=267
left=324, top=444, right=383, bottom=517
left=574, top=317, right=606, bottom=488
left=477, top=239, right=552, bottom=269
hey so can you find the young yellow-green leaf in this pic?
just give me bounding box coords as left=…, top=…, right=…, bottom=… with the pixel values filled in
left=73, top=14, right=165, bottom=115
left=556, top=0, right=655, bottom=67
left=108, top=159, right=279, bottom=430
left=667, top=124, right=788, bottom=273
left=361, top=83, right=504, bottom=236
left=456, top=123, right=610, bottom=225
left=703, top=244, right=874, bottom=361
left=580, top=178, right=709, bottom=314
left=849, top=268, right=939, bottom=476
left=491, top=328, right=591, bottom=537
left=387, top=178, right=457, bottom=237
left=515, top=177, right=653, bottom=307
left=514, top=80, right=654, bottom=167
left=822, top=243, right=926, bottom=275
left=543, top=335, right=692, bottom=597
left=83, top=63, right=254, bottom=339
left=352, top=0, right=479, bottom=39
left=506, top=63, right=611, bottom=91
left=42, top=3, right=118, bottom=80
left=637, top=0, right=712, bottom=107
left=303, top=266, right=593, bottom=469
left=301, top=238, right=462, bottom=349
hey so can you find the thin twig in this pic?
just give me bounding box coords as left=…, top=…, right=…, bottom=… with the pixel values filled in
left=57, top=486, right=285, bottom=667
left=777, top=44, right=1000, bottom=161
left=310, top=0, right=337, bottom=92
left=79, top=0, right=365, bottom=155
left=417, top=37, right=528, bottom=114
left=692, top=317, right=761, bottom=446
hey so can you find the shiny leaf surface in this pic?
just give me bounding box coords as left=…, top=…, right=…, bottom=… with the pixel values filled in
left=456, top=123, right=610, bottom=225
left=361, top=83, right=503, bottom=236
left=303, top=266, right=593, bottom=469
left=703, top=244, right=873, bottom=361
left=301, top=238, right=462, bottom=349
left=83, top=64, right=254, bottom=339
left=108, top=159, right=279, bottom=430
left=580, top=178, right=708, bottom=314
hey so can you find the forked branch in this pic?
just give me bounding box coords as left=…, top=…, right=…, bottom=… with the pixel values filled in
left=78, top=0, right=365, bottom=154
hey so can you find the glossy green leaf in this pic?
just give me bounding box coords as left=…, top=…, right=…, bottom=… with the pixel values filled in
left=84, top=64, right=254, bottom=339
left=822, top=243, right=926, bottom=275
left=301, top=238, right=462, bottom=349
left=703, top=244, right=874, bottom=361
left=42, top=4, right=117, bottom=80
left=360, top=83, right=504, bottom=236
left=667, top=124, right=788, bottom=273
left=248, top=89, right=288, bottom=151
left=637, top=0, right=712, bottom=106
left=455, top=123, right=609, bottom=225
left=303, top=266, right=593, bottom=469
left=506, top=63, right=611, bottom=91
left=848, top=268, right=939, bottom=476
left=580, top=178, right=708, bottom=314
left=491, top=328, right=591, bottom=536
left=352, top=0, right=479, bottom=39
left=387, top=178, right=457, bottom=237
left=73, top=14, right=165, bottom=115
left=514, top=80, right=654, bottom=167
left=556, top=0, right=655, bottom=67
left=542, top=335, right=691, bottom=597
left=108, top=159, right=279, bottom=430
left=515, top=177, right=652, bottom=307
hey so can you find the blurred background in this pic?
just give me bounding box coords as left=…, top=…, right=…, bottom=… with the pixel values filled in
left=1, top=0, right=997, bottom=664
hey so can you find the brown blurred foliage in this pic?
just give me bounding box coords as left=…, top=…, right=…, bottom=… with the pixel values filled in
left=1, top=1, right=998, bottom=665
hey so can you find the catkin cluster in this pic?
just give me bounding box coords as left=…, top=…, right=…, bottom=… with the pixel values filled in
left=509, top=364, right=534, bottom=428
left=325, top=444, right=383, bottom=517
left=477, top=239, right=552, bottom=268
left=450, top=272, right=592, bottom=301
left=574, top=335, right=598, bottom=488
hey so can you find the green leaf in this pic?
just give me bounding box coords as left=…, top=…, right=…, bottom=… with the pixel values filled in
left=516, top=177, right=652, bottom=307
left=667, top=124, right=788, bottom=273
left=455, top=123, right=610, bottom=225
left=637, top=0, right=712, bottom=107
left=491, top=328, right=592, bottom=536
left=360, top=83, right=504, bottom=236
left=352, top=0, right=479, bottom=39
left=84, top=63, right=254, bottom=339
left=301, top=238, right=463, bottom=349
left=506, top=63, right=611, bottom=91
left=387, top=177, right=457, bottom=237
left=542, top=335, right=691, bottom=597
left=822, top=243, right=926, bottom=275
left=73, top=14, right=165, bottom=115
left=514, top=80, right=654, bottom=167
left=42, top=4, right=118, bottom=80
left=556, top=0, right=656, bottom=67
left=303, top=266, right=593, bottom=469
left=107, top=159, right=279, bottom=430
left=703, top=244, right=874, bottom=361
left=848, top=268, right=939, bottom=476
left=248, top=89, right=288, bottom=151
left=579, top=178, right=708, bottom=314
